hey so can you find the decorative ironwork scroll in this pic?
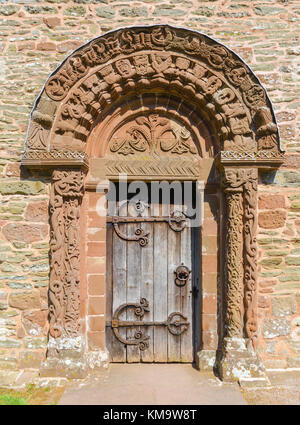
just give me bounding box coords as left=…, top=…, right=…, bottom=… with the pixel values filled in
left=111, top=216, right=150, bottom=247
left=222, top=167, right=258, bottom=350
left=109, top=201, right=189, bottom=246
left=107, top=298, right=190, bottom=351
left=49, top=169, right=84, bottom=339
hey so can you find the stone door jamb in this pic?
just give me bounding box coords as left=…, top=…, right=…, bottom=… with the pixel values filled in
left=20, top=25, right=284, bottom=382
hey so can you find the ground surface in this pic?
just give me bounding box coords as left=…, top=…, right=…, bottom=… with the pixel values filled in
left=241, top=369, right=300, bottom=405
left=0, top=383, right=65, bottom=405
left=1, top=365, right=299, bottom=405
left=58, top=364, right=247, bottom=405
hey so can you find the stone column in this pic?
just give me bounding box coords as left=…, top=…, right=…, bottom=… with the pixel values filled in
left=243, top=171, right=259, bottom=351
left=223, top=174, right=244, bottom=340
left=218, top=167, right=270, bottom=386
left=41, top=168, right=87, bottom=378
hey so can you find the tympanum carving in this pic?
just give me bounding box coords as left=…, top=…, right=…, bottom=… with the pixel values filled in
left=109, top=114, right=197, bottom=156
left=20, top=26, right=284, bottom=378
left=23, top=25, right=282, bottom=163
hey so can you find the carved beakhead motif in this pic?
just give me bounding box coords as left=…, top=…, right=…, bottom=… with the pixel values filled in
left=23, top=25, right=282, bottom=164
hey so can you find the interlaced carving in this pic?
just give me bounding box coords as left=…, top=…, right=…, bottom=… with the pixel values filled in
left=21, top=25, right=284, bottom=362
left=109, top=114, right=197, bottom=156
left=223, top=176, right=244, bottom=338
left=23, top=25, right=281, bottom=162
left=243, top=170, right=258, bottom=350
left=222, top=167, right=259, bottom=349
left=49, top=169, right=84, bottom=339
left=22, top=149, right=88, bottom=162
left=220, top=150, right=284, bottom=162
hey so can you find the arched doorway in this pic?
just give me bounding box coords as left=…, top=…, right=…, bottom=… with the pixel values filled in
left=22, top=25, right=284, bottom=382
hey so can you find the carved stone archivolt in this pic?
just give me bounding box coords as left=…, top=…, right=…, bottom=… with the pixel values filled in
left=49, top=169, right=84, bottom=339
left=23, top=25, right=283, bottom=167
left=21, top=25, right=284, bottom=379
left=222, top=167, right=258, bottom=350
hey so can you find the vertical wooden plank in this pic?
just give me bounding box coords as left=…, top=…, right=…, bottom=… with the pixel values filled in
left=111, top=200, right=127, bottom=362
left=167, top=202, right=182, bottom=362
left=180, top=223, right=193, bottom=362
left=126, top=202, right=141, bottom=363
left=153, top=202, right=168, bottom=362
left=140, top=210, right=154, bottom=362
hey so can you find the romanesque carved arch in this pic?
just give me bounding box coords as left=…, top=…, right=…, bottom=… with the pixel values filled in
left=21, top=25, right=283, bottom=381
left=23, top=25, right=283, bottom=166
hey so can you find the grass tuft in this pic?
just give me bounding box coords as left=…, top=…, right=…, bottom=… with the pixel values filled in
left=0, top=394, right=27, bottom=405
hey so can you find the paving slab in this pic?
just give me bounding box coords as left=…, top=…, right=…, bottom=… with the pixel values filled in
left=241, top=369, right=300, bottom=405
left=58, top=364, right=247, bottom=405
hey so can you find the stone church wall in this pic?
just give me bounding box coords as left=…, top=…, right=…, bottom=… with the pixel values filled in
left=0, top=0, right=299, bottom=382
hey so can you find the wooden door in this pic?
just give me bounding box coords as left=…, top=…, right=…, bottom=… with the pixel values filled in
left=106, top=196, right=193, bottom=363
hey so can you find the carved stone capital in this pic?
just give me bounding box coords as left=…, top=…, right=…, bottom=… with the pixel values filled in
left=222, top=167, right=257, bottom=192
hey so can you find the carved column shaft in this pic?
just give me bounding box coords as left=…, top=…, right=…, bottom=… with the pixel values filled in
left=243, top=169, right=258, bottom=350
left=222, top=167, right=258, bottom=349
left=224, top=188, right=244, bottom=338
left=49, top=168, right=84, bottom=340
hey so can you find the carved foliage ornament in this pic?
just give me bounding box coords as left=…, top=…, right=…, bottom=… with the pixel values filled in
left=24, top=26, right=280, bottom=159
left=224, top=189, right=244, bottom=338
left=49, top=169, right=84, bottom=339
left=109, top=114, right=197, bottom=156
left=222, top=168, right=258, bottom=349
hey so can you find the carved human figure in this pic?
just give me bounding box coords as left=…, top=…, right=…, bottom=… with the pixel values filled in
left=133, top=55, right=153, bottom=76
left=48, top=169, right=84, bottom=339
left=115, top=59, right=135, bottom=78
left=222, top=168, right=258, bottom=349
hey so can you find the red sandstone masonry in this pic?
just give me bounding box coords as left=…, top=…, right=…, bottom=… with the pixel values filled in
left=0, top=0, right=299, bottom=378
left=86, top=191, right=107, bottom=350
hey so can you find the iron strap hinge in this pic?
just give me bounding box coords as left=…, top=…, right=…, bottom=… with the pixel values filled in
left=107, top=319, right=168, bottom=328
left=107, top=201, right=189, bottom=247
left=107, top=298, right=190, bottom=351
